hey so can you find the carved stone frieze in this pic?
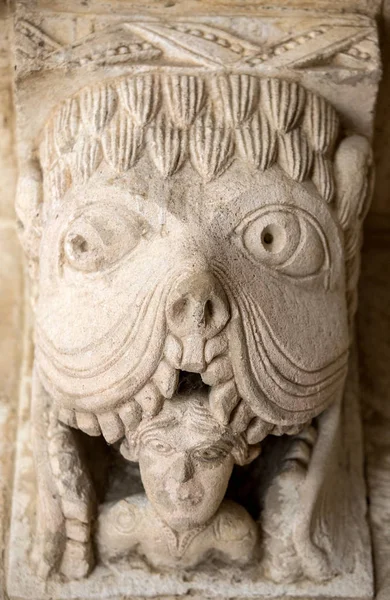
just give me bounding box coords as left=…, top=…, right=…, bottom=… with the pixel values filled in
left=7, top=3, right=380, bottom=599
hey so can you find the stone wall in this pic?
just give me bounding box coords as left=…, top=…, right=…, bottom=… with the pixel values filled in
left=0, top=4, right=22, bottom=600
left=359, top=4, right=390, bottom=600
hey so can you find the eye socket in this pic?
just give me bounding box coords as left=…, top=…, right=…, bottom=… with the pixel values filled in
left=235, top=206, right=328, bottom=278
left=192, top=445, right=229, bottom=463
left=63, top=205, right=146, bottom=273
left=147, top=439, right=174, bottom=455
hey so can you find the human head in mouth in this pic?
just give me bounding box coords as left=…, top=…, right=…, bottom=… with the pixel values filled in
left=122, top=392, right=260, bottom=532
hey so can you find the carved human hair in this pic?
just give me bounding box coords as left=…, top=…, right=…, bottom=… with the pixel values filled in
left=125, top=395, right=253, bottom=467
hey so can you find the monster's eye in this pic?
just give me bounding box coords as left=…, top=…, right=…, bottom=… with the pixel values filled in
left=63, top=206, right=146, bottom=273
left=148, top=439, right=174, bottom=455
left=235, top=206, right=328, bottom=278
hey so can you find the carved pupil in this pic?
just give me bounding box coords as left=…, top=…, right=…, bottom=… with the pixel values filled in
left=194, top=447, right=225, bottom=462
left=261, top=224, right=285, bottom=253
left=70, top=234, right=88, bottom=256
left=149, top=439, right=173, bottom=455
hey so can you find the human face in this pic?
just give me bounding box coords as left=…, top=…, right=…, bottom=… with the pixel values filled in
left=137, top=407, right=235, bottom=531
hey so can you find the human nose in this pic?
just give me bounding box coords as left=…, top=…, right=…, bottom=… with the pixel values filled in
left=171, top=454, right=194, bottom=484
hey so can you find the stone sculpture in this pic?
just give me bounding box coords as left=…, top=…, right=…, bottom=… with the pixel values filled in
left=8, top=11, right=377, bottom=600
left=97, top=391, right=259, bottom=569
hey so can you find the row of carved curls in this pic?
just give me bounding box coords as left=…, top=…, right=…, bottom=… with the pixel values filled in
left=40, top=73, right=340, bottom=203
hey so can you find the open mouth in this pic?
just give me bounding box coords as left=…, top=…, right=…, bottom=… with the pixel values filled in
left=57, top=331, right=308, bottom=445
left=130, top=334, right=239, bottom=426
left=176, top=371, right=210, bottom=395
left=58, top=330, right=240, bottom=442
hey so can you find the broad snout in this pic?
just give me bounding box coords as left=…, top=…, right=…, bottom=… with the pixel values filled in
left=166, top=272, right=230, bottom=372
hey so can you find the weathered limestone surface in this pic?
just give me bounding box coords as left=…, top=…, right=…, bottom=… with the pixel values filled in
left=0, top=6, right=22, bottom=600
left=359, top=215, right=390, bottom=600
left=0, top=1, right=389, bottom=600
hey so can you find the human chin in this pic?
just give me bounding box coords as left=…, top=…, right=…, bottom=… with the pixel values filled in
left=162, top=501, right=217, bottom=531
left=147, top=484, right=218, bottom=530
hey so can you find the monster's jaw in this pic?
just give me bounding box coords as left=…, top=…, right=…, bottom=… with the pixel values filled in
left=49, top=328, right=246, bottom=444
left=47, top=327, right=316, bottom=447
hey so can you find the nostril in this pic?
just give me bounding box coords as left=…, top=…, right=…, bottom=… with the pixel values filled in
left=171, top=298, right=188, bottom=324
left=204, top=299, right=214, bottom=325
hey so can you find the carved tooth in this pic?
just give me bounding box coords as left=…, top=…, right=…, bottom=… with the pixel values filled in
left=181, top=333, right=206, bottom=373
left=49, top=454, right=62, bottom=477
left=246, top=417, right=274, bottom=444
left=209, top=379, right=239, bottom=424
left=152, top=360, right=179, bottom=399
left=134, top=382, right=164, bottom=417
left=97, top=412, right=125, bottom=444
left=296, top=424, right=317, bottom=445
left=230, top=400, right=255, bottom=434
left=201, top=355, right=233, bottom=386
left=62, top=498, right=91, bottom=523
left=58, top=408, right=77, bottom=429
left=60, top=539, right=93, bottom=580
left=204, top=332, right=228, bottom=364
left=118, top=400, right=142, bottom=431
left=164, top=334, right=182, bottom=369
left=65, top=519, right=90, bottom=543
left=75, top=412, right=101, bottom=437
left=273, top=422, right=308, bottom=436
left=284, top=439, right=312, bottom=466
left=119, top=438, right=134, bottom=461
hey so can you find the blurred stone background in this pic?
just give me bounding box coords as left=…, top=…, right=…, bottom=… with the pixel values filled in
left=0, top=1, right=389, bottom=598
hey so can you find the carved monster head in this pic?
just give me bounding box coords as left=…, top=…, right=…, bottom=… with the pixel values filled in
left=17, top=71, right=372, bottom=445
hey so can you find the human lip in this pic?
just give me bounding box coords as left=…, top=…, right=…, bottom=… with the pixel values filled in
left=175, top=495, right=202, bottom=506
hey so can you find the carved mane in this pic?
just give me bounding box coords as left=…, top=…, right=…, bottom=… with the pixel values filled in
left=39, top=72, right=340, bottom=204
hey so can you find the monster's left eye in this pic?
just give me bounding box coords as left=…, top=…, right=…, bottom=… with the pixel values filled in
left=63, top=207, right=146, bottom=273
left=234, top=206, right=328, bottom=278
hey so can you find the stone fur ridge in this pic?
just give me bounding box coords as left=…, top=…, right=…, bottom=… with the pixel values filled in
left=40, top=73, right=339, bottom=203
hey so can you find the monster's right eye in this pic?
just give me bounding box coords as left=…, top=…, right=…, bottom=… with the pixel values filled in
left=63, top=206, right=147, bottom=272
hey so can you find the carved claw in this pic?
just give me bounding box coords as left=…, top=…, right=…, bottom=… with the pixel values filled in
left=61, top=540, right=94, bottom=580
left=261, top=424, right=319, bottom=583
left=31, top=369, right=96, bottom=580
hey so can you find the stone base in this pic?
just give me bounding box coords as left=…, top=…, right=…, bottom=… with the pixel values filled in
left=6, top=358, right=373, bottom=600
